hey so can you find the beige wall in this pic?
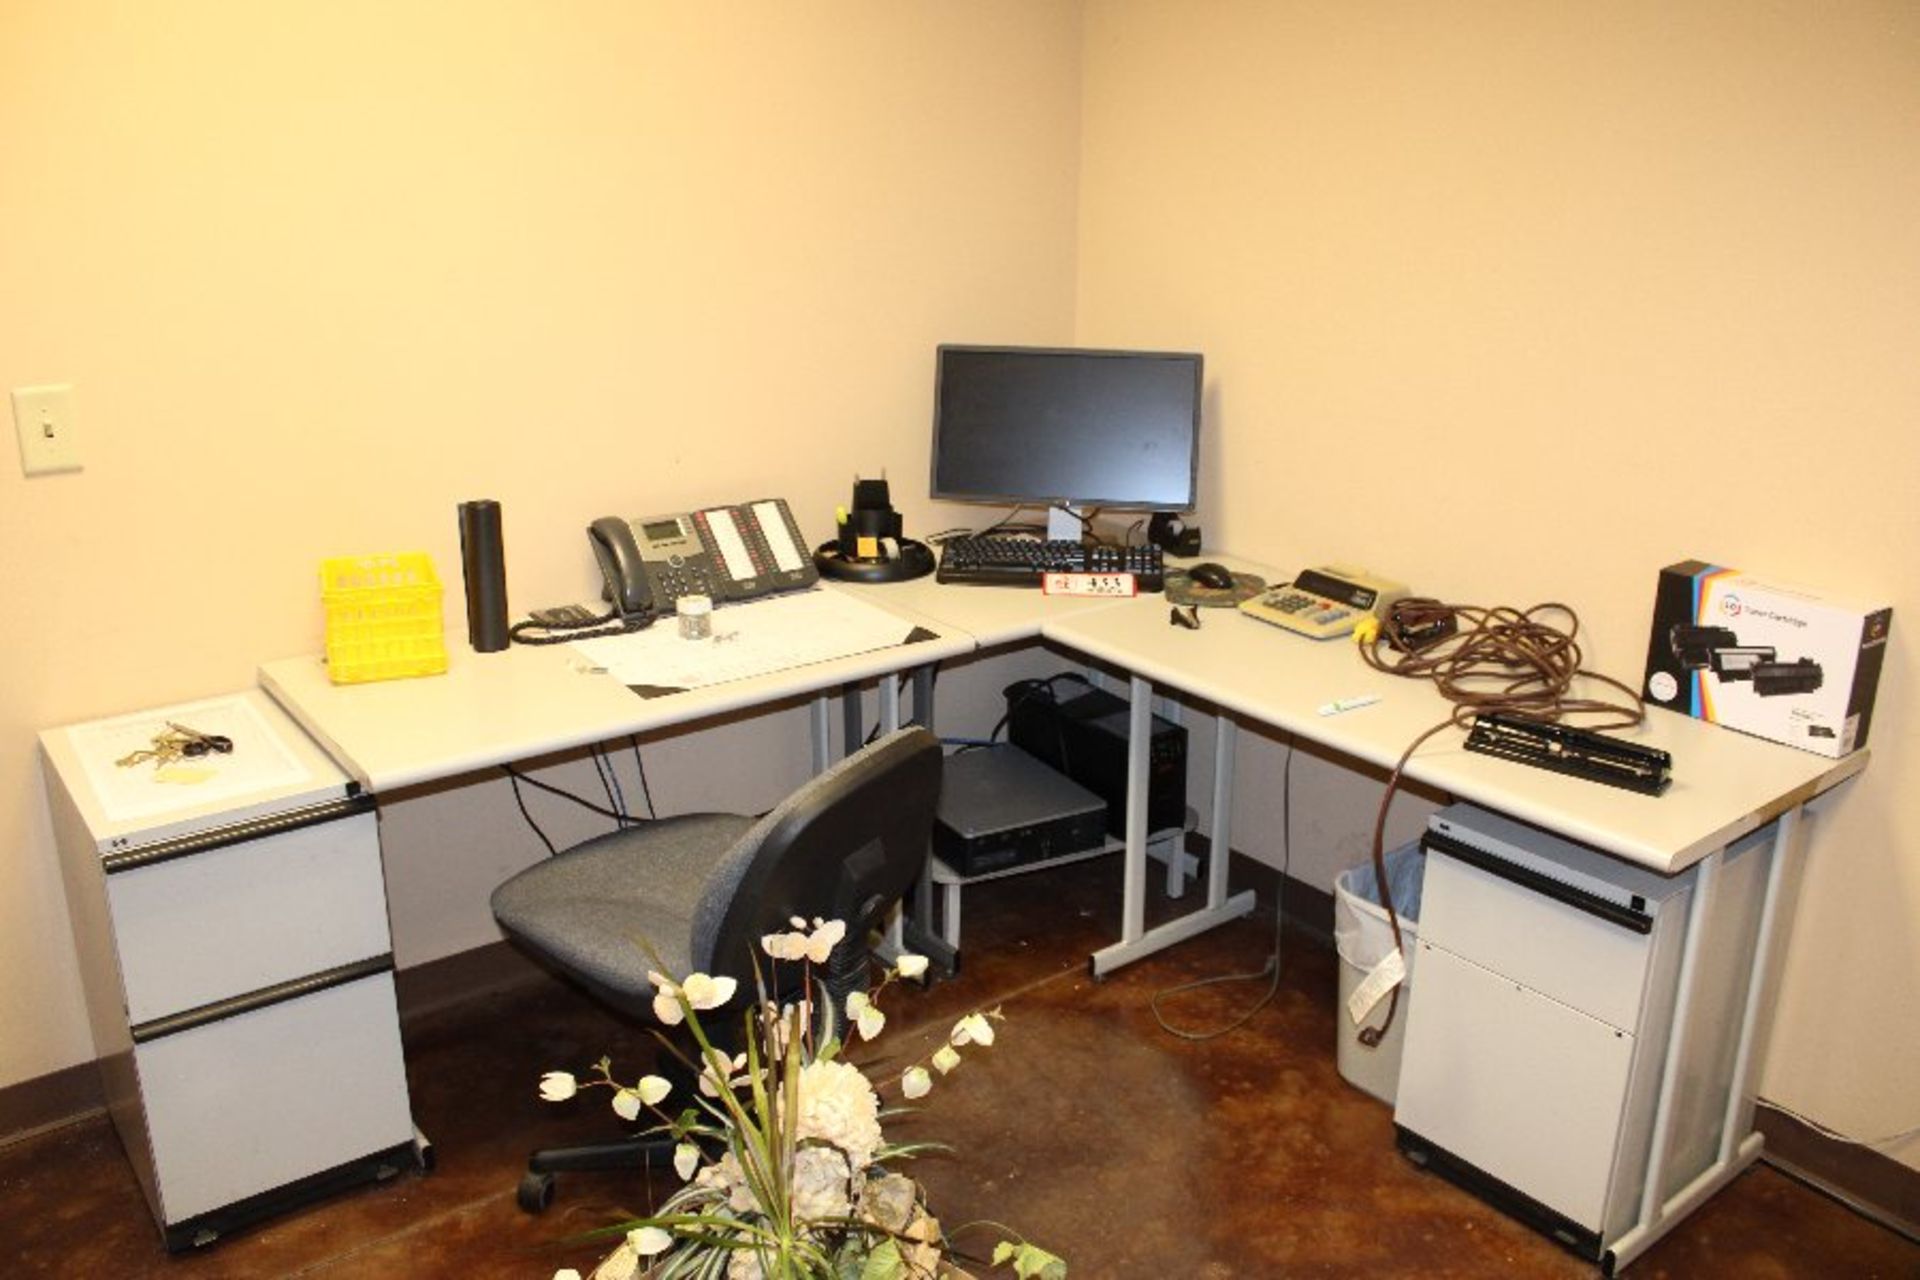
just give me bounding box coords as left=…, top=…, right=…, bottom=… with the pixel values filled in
left=6, top=0, right=1913, bottom=1180
left=0, top=3, right=1084, bottom=1086
left=1076, top=1, right=1917, bottom=1169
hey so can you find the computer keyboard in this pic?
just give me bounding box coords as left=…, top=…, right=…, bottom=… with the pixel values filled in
left=935, top=537, right=1165, bottom=590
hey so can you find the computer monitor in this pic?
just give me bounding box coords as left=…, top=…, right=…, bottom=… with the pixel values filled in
left=931, top=345, right=1202, bottom=539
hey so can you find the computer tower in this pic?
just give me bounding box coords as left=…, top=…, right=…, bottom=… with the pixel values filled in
left=1006, top=680, right=1187, bottom=838
left=931, top=745, right=1109, bottom=876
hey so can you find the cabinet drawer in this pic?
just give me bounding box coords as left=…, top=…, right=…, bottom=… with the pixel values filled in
left=107, top=810, right=391, bottom=1025
left=1396, top=941, right=1636, bottom=1232
left=136, top=970, right=413, bottom=1224
left=1417, top=847, right=1661, bottom=1030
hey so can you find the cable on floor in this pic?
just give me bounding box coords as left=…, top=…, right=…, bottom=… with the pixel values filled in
left=1352, top=599, right=1646, bottom=1046
left=1150, top=736, right=1295, bottom=1042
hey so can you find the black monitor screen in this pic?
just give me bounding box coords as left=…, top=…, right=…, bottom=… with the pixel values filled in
left=930, top=345, right=1201, bottom=511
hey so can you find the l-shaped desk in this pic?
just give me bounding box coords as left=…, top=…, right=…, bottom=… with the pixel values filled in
left=260, top=559, right=1867, bottom=1272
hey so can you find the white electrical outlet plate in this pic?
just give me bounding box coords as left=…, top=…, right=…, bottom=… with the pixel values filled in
left=13, top=384, right=82, bottom=476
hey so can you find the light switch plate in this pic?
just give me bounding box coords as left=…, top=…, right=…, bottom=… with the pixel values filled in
left=13, top=384, right=82, bottom=476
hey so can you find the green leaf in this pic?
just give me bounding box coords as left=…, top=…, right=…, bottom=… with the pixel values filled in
left=859, top=1239, right=906, bottom=1280
left=1000, top=1242, right=1066, bottom=1279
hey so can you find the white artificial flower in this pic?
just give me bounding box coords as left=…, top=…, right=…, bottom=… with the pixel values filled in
left=854, top=1001, right=886, bottom=1042
left=795, top=1058, right=884, bottom=1168
left=894, top=953, right=929, bottom=980
left=629, top=1225, right=674, bottom=1257
left=681, top=972, right=738, bottom=1010
left=611, top=1088, right=642, bottom=1121
left=761, top=931, right=807, bottom=961
left=673, top=1141, right=700, bottom=1181
left=637, top=1074, right=672, bottom=1106
left=803, top=918, right=847, bottom=964
left=538, top=1071, right=578, bottom=1102
left=901, top=1066, right=932, bottom=1100
left=695, top=1151, right=757, bottom=1214
left=698, top=1050, right=751, bottom=1097
left=553, top=1271, right=583, bottom=1280
left=790, top=915, right=809, bottom=929
left=931, top=1044, right=962, bottom=1075
left=649, top=972, right=686, bottom=1026
left=951, top=1012, right=996, bottom=1048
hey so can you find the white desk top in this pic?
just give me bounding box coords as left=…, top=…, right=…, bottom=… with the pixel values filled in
left=837, top=572, right=1132, bottom=648
left=260, top=559, right=1867, bottom=873
left=1041, top=579, right=1867, bottom=875
left=259, top=586, right=973, bottom=792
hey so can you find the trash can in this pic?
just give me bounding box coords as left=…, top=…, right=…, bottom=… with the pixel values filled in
left=1333, top=841, right=1425, bottom=1105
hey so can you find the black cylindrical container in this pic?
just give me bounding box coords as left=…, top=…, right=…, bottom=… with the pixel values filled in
left=458, top=499, right=509, bottom=652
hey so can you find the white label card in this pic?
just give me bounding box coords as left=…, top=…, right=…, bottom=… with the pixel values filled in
left=1346, top=947, right=1408, bottom=1025
left=1042, top=572, right=1137, bottom=598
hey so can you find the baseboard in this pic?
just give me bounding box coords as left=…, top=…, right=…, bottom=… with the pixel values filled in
left=0, top=940, right=548, bottom=1151
left=1757, top=1103, right=1920, bottom=1243
left=0, top=1058, right=104, bottom=1151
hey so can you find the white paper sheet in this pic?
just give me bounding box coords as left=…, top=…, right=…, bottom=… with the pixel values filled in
left=570, top=589, right=924, bottom=691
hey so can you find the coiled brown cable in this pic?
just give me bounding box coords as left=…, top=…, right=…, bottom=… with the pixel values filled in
left=1352, top=598, right=1646, bottom=1046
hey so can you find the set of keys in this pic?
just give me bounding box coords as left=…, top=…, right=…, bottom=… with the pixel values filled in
left=116, top=722, right=235, bottom=769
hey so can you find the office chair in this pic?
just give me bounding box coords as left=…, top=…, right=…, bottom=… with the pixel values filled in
left=490, top=724, right=943, bottom=1213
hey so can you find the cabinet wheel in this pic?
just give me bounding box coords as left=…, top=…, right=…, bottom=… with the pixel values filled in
left=518, top=1170, right=556, bottom=1214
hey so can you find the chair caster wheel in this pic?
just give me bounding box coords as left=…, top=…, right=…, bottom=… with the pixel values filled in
left=518, top=1170, right=556, bottom=1214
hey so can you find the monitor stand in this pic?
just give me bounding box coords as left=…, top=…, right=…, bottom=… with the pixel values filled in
left=1047, top=504, right=1088, bottom=542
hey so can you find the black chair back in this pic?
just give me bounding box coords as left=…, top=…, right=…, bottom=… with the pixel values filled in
left=695, top=725, right=941, bottom=1001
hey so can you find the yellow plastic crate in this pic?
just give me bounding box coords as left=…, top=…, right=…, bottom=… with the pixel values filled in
left=320, top=552, right=449, bottom=684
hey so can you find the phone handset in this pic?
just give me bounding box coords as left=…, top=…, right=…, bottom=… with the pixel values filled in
left=507, top=517, right=663, bottom=645
left=587, top=516, right=661, bottom=617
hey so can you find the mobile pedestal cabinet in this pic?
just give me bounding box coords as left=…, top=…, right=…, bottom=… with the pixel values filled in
left=40, top=690, right=423, bottom=1251
left=1394, top=804, right=1781, bottom=1274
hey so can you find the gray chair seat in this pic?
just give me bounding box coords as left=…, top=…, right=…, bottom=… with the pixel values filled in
left=490, top=813, right=756, bottom=1009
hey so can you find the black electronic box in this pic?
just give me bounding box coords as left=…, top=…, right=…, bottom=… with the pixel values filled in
left=1006, top=681, right=1188, bottom=838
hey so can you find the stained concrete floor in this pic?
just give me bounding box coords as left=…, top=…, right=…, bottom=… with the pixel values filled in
left=2, top=856, right=1914, bottom=1278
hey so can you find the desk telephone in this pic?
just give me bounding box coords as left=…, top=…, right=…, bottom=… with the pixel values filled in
left=588, top=498, right=818, bottom=616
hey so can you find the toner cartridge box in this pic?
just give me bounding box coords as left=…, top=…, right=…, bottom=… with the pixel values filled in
left=1643, top=561, right=1891, bottom=758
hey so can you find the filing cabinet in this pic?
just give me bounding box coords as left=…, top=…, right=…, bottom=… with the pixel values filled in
left=1394, top=804, right=1772, bottom=1267
left=40, top=690, right=420, bottom=1250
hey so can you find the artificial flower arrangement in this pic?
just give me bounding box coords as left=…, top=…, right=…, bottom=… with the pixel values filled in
left=542, top=917, right=1065, bottom=1280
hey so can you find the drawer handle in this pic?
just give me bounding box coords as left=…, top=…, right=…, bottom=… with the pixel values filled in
left=1422, top=831, right=1655, bottom=935
left=104, top=793, right=376, bottom=873
left=131, top=953, right=393, bottom=1043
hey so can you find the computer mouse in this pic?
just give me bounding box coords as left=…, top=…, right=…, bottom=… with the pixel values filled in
left=1187, top=562, right=1236, bottom=590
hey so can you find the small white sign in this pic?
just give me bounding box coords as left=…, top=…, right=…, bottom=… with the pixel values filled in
left=1347, top=947, right=1408, bottom=1025
left=1041, top=572, right=1138, bottom=598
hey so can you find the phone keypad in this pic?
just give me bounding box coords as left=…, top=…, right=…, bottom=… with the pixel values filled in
left=657, top=565, right=714, bottom=604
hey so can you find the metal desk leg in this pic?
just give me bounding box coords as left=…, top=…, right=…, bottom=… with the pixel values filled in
left=1604, top=806, right=1804, bottom=1272
left=1090, top=678, right=1257, bottom=977
left=893, top=662, right=956, bottom=977
left=810, top=697, right=832, bottom=773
